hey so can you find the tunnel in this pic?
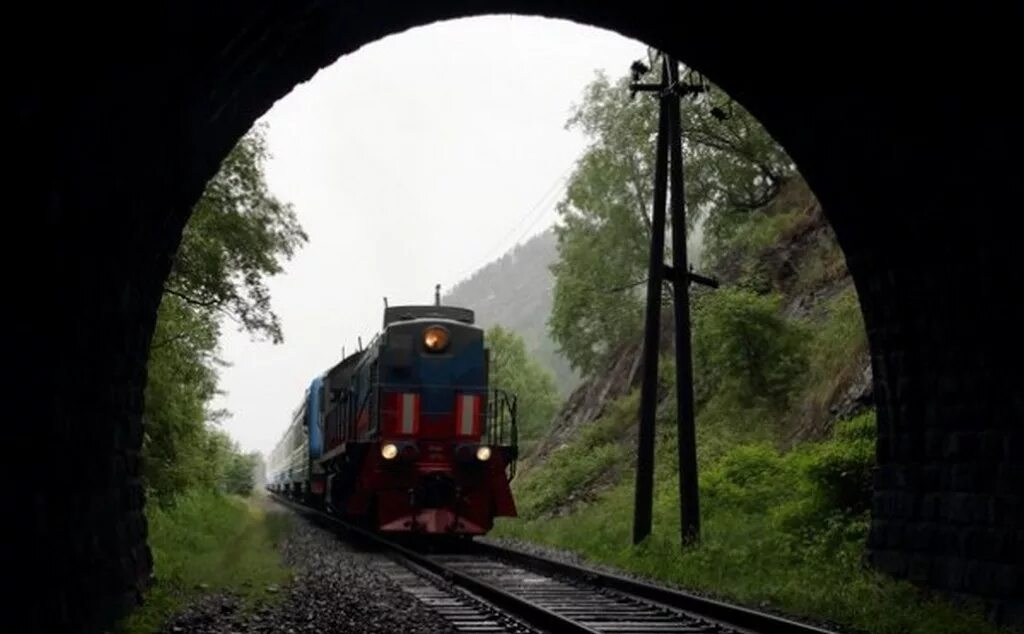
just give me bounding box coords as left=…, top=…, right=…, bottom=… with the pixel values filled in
left=8, top=1, right=1022, bottom=631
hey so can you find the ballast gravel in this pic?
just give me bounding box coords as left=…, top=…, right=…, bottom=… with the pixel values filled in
left=158, top=506, right=457, bottom=634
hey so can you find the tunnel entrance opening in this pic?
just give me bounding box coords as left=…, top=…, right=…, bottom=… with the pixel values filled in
left=10, top=4, right=1021, bottom=633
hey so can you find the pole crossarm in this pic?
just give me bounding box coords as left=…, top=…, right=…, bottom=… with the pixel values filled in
left=663, top=264, right=720, bottom=289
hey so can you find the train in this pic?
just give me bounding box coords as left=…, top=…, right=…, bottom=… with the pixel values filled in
left=266, top=297, right=519, bottom=536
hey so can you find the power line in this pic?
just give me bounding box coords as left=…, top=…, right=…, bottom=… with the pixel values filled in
left=506, top=179, right=566, bottom=251
left=447, top=159, right=576, bottom=288
left=479, top=160, right=575, bottom=263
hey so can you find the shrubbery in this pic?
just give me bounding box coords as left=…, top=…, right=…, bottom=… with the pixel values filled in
left=487, top=326, right=560, bottom=451
left=802, top=412, right=875, bottom=515
left=693, top=288, right=808, bottom=411
left=498, top=410, right=1002, bottom=634
left=515, top=392, right=637, bottom=518
left=143, top=126, right=304, bottom=505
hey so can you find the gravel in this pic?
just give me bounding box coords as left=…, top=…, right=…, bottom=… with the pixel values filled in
left=159, top=508, right=458, bottom=634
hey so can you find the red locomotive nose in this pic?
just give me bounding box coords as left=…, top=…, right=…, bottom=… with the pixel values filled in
left=271, top=303, right=518, bottom=537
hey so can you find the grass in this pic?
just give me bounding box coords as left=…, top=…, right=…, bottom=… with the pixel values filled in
left=116, top=490, right=293, bottom=633
left=496, top=173, right=1011, bottom=633
left=515, top=391, right=637, bottom=517
left=790, top=287, right=869, bottom=435
left=495, top=411, right=1009, bottom=634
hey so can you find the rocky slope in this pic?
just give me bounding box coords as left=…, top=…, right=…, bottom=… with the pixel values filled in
left=525, top=178, right=872, bottom=469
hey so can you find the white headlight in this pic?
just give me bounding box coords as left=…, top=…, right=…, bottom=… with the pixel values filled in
left=476, top=446, right=492, bottom=461
left=381, top=443, right=398, bottom=460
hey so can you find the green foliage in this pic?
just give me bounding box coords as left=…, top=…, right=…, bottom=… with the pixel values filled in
left=701, top=443, right=804, bottom=514
left=547, top=73, right=654, bottom=375
left=117, top=492, right=292, bottom=633
left=514, top=391, right=637, bottom=518
left=222, top=451, right=262, bottom=496
left=802, top=412, right=875, bottom=515
left=487, top=325, right=560, bottom=450
left=810, top=287, right=868, bottom=372
left=143, top=125, right=304, bottom=503
left=496, top=408, right=1004, bottom=634
left=549, top=70, right=796, bottom=376
left=129, top=126, right=300, bottom=628
left=169, top=124, right=308, bottom=343
left=707, top=208, right=808, bottom=285
left=795, top=287, right=870, bottom=427
left=143, top=296, right=226, bottom=500
left=692, top=288, right=808, bottom=411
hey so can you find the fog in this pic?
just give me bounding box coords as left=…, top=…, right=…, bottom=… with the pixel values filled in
left=212, top=16, right=645, bottom=455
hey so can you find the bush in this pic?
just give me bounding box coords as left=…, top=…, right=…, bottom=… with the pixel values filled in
left=514, top=391, right=637, bottom=518
left=487, top=325, right=560, bottom=450
left=496, top=405, right=1006, bottom=634
left=222, top=452, right=261, bottom=496
left=693, top=288, right=808, bottom=411
left=702, top=444, right=805, bottom=515
left=803, top=412, right=875, bottom=515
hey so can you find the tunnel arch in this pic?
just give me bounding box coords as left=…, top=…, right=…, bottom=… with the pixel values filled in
left=10, top=2, right=1021, bottom=631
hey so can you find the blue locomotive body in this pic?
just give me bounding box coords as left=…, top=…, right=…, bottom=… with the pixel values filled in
left=267, top=303, right=519, bottom=535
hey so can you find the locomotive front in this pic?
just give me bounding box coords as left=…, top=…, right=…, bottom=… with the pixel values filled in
left=369, top=307, right=518, bottom=534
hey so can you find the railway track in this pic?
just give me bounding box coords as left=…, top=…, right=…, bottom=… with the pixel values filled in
left=270, top=495, right=838, bottom=634
left=374, top=558, right=533, bottom=633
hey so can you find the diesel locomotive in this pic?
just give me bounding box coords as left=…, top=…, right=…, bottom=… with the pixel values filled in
left=266, top=299, right=519, bottom=536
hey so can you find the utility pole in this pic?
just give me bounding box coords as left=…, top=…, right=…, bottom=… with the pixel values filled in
left=666, top=58, right=705, bottom=544
left=631, top=59, right=670, bottom=545
left=630, top=53, right=717, bottom=546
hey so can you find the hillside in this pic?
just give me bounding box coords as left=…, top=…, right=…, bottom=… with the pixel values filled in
left=444, top=230, right=580, bottom=396
left=490, top=179, right=972, bottom=634
left=525, top=178, right=871, bottom=473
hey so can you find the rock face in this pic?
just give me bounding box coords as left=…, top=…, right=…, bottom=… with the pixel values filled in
left=8, top=1, right=1021, bottom=631
left=529, top=340, right=644, bottom=465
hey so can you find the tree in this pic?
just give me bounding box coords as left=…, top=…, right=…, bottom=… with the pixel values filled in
left=166, top=123, right=308, bottom=344
left=222, top=450, right=261, bottom=496
left=548, top=74, right=659, bottom=375
left=143, top=296, right=222, bottom=499
left=487, top=326, right=560, bottom=450
left=143, top=125, right=306, bottom=501
left=549, top=68, right=796, bottom=375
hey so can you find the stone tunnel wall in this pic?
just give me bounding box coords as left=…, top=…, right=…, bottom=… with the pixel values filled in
left=7, top=1, right=1022, bottom=632
left=860, top=213, right=1023, bottom=621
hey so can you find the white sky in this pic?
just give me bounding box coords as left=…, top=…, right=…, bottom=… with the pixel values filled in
left=213, top=16, right=645, bottom=455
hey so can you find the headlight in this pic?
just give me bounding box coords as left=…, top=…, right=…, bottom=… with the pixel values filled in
left=423, top=325, right=450, bottom=352
left=476, top=446, right=492, bottom=462
left=381, top=443, right=398, bottom=460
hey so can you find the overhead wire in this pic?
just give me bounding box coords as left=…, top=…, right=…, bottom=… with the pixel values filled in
left=446, top=159, right=577, bottom=289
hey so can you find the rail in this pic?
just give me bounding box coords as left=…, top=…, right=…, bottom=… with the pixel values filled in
left=471, top=540, right=840, bottom=634
left=269, top=494, right=840, bottom=634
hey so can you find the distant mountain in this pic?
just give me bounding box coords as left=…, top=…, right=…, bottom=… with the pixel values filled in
left=444, top=229, right=580, bottom=397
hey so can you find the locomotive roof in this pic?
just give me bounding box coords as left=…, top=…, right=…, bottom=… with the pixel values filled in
left=383, top=305, right=474, bottom=327
left=325, top=349, right=364, bottom=375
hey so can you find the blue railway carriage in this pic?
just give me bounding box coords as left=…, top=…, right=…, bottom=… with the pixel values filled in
left=266, top=379, right=324, bottom=500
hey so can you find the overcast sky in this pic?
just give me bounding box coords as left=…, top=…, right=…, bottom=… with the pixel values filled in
left=213, top=16, right=645, bottom=455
